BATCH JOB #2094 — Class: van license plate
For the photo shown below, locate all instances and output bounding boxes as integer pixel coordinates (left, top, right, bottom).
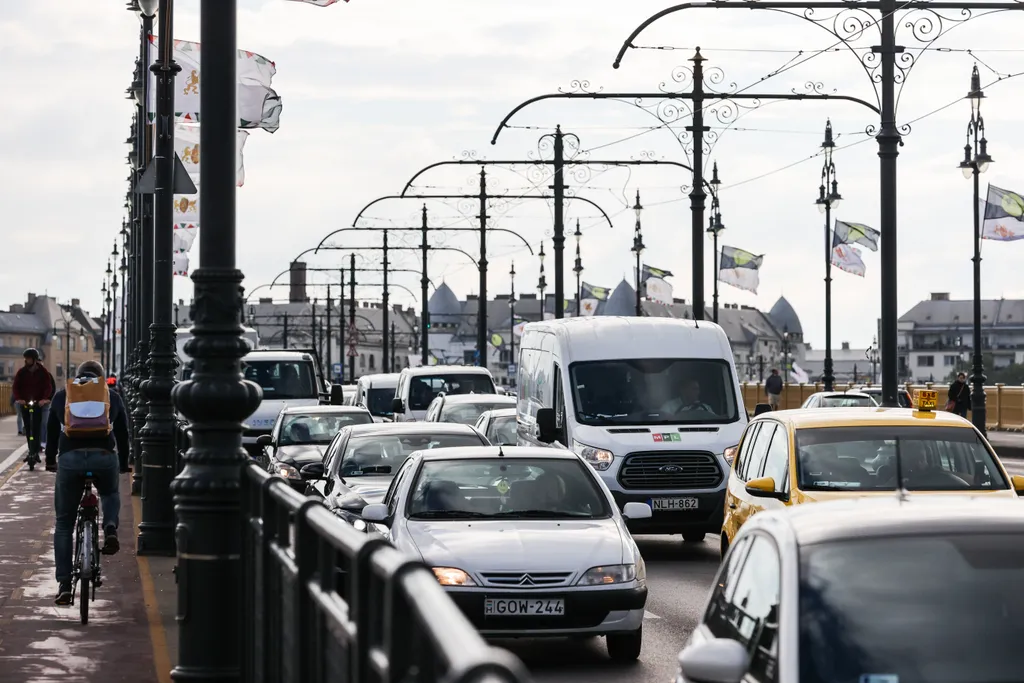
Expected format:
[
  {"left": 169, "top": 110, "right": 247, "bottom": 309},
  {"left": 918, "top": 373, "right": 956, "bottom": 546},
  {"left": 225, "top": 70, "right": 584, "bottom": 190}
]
[
  {"left": 484, "top": 598, "right": 565, "bottom": 616},
  {"left": 651, "top": 497, "right": 699, "bottom": 511}
]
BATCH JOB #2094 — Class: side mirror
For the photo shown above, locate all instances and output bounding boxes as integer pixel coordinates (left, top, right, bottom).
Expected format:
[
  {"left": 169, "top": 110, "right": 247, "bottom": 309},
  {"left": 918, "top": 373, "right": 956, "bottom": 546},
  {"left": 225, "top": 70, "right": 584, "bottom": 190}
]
[
  {"left": 1012, "top": 475, "right": 1024, "bottom": 496},
  {"left": 677, "top": 638, "right": 749, "bottom": 683},
  {"left": 256, "top": 434, "right": 273, "bottom": 447},
  {"left": 745, "top": 476, "right": 785, "bottom": 500},
  {"left": 391, "top": 397, "right": 405, "bottom": 414},
  {"left": 330, "top": 384, "right": 344, "bottom": 405},
  {"left": 361, "top": 503, "right": 390, "bottom": 524},
  {"left": 753, "top": 403, "right": 773, "bottom": 416},
  {"left": 622, "top": 502, "right": 652, "bottom": 520},
  {"left": 536, "top": 408, "right": 557, "bottom": 444},
  {"left": 299, "top": 462, "right": 326, "bottom": 480}
]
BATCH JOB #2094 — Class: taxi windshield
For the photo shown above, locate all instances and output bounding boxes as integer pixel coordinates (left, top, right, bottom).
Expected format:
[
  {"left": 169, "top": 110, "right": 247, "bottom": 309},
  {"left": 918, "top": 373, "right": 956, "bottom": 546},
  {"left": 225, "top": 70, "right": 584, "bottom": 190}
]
[
  {"left": 799, "top": 533, "right": 1024, "bottom": 683},
  {"left": 794, "top": 425, "right": 1008, "bottom": 492}
]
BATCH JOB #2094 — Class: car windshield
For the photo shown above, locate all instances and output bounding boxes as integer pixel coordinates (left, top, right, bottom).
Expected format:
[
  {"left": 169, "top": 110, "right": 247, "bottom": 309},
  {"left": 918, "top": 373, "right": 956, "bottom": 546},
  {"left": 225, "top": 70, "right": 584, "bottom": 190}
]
[
  {"left": 488, "top": 416, "right": 518, "bottom": 445},
  {"left": 860, "top": 390, "right": 911, "bottom": 408},
  {"left": 278, "top": 412, "right": 372, "bottom": 445},
  {"left": 408, "top": 374, "right": 495, "bottom": 411},
  {"left": 338, "top": 432, "right": 484, "bottom": 477},
  {"left": 439, "top": 400, "right": 514, "bottom": 425},
  {"left": 365, "top": 387, "right": 396, "bottom": 416},
  {"left": 570, "top": 358, "right": 739, "bottom": 426},
  {"left": 799, "top": 534, "right": 1024, "bottom": 683},
  {"left": 818, "top": 395, "right": 876, "bottom": 408},
  {"left": 795, "top": 425, "right": 1008, "bottom": 492},
  {"left": 243, "top": 360, "right": 317, "bottom": 400},
  {"left": 407, "top": 458, "right": 609, "bottom": 520}
]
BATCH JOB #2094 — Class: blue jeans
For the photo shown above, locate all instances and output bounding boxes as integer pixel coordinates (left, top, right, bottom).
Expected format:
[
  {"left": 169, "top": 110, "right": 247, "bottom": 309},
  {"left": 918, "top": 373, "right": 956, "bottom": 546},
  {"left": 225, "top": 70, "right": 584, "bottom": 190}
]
[{"left": 54, "top": 449, "right": 120, "bottom": 583}]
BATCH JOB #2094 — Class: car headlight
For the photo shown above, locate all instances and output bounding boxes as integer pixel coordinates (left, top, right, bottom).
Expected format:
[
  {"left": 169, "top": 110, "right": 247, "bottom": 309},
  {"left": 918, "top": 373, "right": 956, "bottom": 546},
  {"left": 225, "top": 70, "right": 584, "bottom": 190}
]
[
  {"left": 351, "top": 518, "right": 367, "bottom": 532},
  {"left": 275, "top": 463, "right": 301, "bottom": 480},
  {"left": 577, "top": 564, "right": 637, "bottom": 586},
  {"left": 432, "top": 567, "right": 476, "bottom": 586},
  {"left": 573, "top": 440, "right": 614, "bottom": 471},
  {"left": 724, "top": 444, "right": 739, "bottom": 466}
]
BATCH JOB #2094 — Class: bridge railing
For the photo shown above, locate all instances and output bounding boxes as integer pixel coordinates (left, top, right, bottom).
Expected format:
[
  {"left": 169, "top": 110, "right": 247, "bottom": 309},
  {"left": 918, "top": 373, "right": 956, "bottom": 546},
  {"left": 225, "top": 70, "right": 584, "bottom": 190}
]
[
  {"left": 241, "top": 465, "right": 531, "bottom": 683},
  {"left": 0, "top": 383, "right": 12, "bottom": 416}
]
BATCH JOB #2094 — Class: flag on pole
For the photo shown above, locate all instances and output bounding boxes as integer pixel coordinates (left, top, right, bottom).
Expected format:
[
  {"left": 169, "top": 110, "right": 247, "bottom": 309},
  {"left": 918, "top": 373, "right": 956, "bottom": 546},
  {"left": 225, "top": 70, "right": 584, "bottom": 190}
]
[
  {"left": 642, "top": 277, "right": 673, "bottom": 304},
  {"left": 831, "top": 244, "right": 866, "bottom": 277},
  {"left": 173, "top": 195, "right": 199, "bottom": 224},
  {"left": 640, "top": 264, "right": 674, "bottom": 282},
  {"left": 174, "top": 124, "right": 248, "bottom": 187},
  {"left": 717, "top": 246, "right": 763, "bottom": 294},
  {"left": 580, "top": 282, "right": 611, "bottom": 301},
  {"left": 981, "top": 184, "right": 1024, "bottom": 241},
  {"left": 173, "top": 224, "right": 198, "bottom": 253},
  {"left": 173, "top": 252, "right": 190, "bottom": 277},
  {"left": 832, "top": 220, "right": 880, "bottom": 251}
]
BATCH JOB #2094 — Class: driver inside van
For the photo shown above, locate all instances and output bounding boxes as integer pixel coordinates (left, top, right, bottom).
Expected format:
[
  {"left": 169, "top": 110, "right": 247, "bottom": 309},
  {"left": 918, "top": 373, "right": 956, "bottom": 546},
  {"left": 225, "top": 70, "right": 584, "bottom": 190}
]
[{"left": 649, "top": 375, "right": 714, "bottom": 415}]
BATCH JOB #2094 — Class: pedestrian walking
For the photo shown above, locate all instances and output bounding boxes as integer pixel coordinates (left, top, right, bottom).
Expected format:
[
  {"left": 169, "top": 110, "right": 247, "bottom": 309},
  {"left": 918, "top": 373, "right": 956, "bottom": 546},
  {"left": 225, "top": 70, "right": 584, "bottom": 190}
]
[
  {"left": 947, "top": 372, "right": 971, "bottom": 418},
  {"left": 765, "top": 368, "right": 784, "bottom": 410}
]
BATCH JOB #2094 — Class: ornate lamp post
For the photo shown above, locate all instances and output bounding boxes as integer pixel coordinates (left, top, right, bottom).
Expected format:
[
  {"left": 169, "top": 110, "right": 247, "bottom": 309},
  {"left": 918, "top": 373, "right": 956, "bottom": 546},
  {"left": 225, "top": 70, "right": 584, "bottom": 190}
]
[
  {"left": 631, "top": 191, "right": 644, "bottom": 316},
  {"left": 706, "top": 163, "right": 724, "bottom": 323},
  {"left": 509, "top": 262, "right": 516, "bottom": 386},
  {"left": 958, "top": 64, "right": 994, "bottom": 435},
  {"left": 572, "top": 220, "right": 583, "bottom": 315},
  {"left": 815, "top": 120, "right": 843, "bottom": 392},
  {"left": 782, "top": 325, "right": 791, "bottom": 388},
  {"left": 866, "top": 335, "right": 880, "bottom": 384},
  {"left": 537, "top": 242, "right": 547, "bottom": 318}
]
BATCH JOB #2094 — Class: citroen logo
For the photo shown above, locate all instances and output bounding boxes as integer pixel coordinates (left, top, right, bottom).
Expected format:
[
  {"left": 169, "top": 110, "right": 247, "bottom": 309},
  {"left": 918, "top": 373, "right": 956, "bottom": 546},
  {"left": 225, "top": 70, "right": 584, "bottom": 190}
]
[
  {"left": 517, "top": 574, "right": 536, "bottom": 586},
  {"left": 660, "top": 465, "right": 683, "bottom": 474}
]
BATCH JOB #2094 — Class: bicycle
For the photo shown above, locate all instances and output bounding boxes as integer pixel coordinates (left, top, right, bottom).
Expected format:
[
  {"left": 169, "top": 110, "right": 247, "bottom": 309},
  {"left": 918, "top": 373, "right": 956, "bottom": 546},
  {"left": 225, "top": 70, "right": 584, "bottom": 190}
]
[{"left": 72, "top": 474, "right": 102, "bottom": 625}]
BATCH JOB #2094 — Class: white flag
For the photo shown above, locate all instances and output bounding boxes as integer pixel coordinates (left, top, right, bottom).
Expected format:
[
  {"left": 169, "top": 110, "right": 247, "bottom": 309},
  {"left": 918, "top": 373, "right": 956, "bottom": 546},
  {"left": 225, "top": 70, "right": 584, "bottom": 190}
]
[
  {"left": 173, "top": 195, "right": 199, "bottom": 224},
  {"left": 580, "top": 298, "right": 599, "bottom": 316},
  {"left": 790, "top": 362, "right": 810, "bottom": 384},
  {"left": 173, "top": 252, "right": 190, "bottom": 277},
  {"left": 643, "top": 276, "right": 673, "bottom": 304},
  {"left": 173, "top": 224, "right": 198, "bottom": 253},
  {"left": 174, "top": 124, "right": 248, "bottom": 187},
  {"left": 831, "top": 244, "right": 866, "bottom": 277}
]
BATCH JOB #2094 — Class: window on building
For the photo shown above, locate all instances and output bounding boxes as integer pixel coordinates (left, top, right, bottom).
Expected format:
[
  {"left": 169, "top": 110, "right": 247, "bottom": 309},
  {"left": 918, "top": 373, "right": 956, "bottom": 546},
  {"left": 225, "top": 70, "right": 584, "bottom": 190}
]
[
  {"left": 359, "top": 353, "right": 365, "bottom": 369},
  {"left": 56, "top": 363, "right": 64, "bottom": 379},
  {"left": 918, "top": 355, "right": 934, "bottom": 367},
  {"left": 56, "top": 336, "right": 62, "bottom": 351},
  {"left": 944, "top": 355, "right": 958, "bottom": 366},
  {"left": 70, "top": 337, "right": 76, "bottom": 352},
  {"left": 83, "top": 337, "right": 88, "bottom": 352},
  {"left": 369, "top": 354, "right": 376, "bottom": 370}
]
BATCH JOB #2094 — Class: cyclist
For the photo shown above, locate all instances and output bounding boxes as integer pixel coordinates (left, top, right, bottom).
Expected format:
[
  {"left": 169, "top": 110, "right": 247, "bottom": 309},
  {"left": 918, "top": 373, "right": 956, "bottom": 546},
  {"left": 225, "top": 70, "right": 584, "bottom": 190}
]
[
  {"left": 12, "top": 348, "right": 55, "bottom": 464},
  {"left": 45, "top": 360, "right": 130, "bottom": 606}
]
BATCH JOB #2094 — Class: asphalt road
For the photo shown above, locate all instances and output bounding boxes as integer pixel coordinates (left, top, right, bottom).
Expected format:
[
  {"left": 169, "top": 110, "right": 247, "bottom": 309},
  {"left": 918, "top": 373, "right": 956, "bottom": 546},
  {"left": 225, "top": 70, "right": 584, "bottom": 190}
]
[{"left": 498, "top": 534, "right": 721, "bottom": 683}]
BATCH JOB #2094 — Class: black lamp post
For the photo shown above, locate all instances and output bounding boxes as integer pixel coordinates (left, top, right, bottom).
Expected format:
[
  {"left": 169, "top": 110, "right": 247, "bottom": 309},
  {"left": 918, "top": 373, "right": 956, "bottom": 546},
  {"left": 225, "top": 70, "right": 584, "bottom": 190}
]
[
  {"left": 537, "top": 242, "right": 547, "bottom": 318},
  {"left": 118, "top": 226, "right": 128, "bottom": 378},
  {"left": 958, "top": 64, "right": 994, "bottom": 435},
  {"left": 631, "top": 190, "right": 644, "bottom": 316},
  {"left": 509, "top": 262, "right": 516, "bottom": 385},
  {"left": 706, "top": 163, "right": 724, "bottom": 323},
  {"left": 102, "top": 278, "right": 109, "bottom": 369},
  {"left": 866, "top": 336, "right": 880, "bottom": 384},
  {"left": 572, "top": 220, "right": 583, "bottom": 315},
  {"left": 815, "top": 120, "right": 843, "bottom": 392}
]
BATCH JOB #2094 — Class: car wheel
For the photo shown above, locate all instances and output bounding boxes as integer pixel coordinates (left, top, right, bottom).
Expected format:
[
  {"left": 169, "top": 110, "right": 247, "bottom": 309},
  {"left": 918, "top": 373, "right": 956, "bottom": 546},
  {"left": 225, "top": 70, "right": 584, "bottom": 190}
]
[
  {"left": 606, "top": 626, "right": 642, "bottom": 662},
  {"left": 720, "top": 533, "right": 730, "bottom": 557},
  {"left": 682, "top": 532, "right": 706, "bottom": 543}
]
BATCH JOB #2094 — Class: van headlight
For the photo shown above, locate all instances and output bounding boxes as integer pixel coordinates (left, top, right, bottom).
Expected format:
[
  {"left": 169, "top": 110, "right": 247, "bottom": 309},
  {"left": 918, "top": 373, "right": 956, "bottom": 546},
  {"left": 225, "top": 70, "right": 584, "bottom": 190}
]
[
  {"left": 724, "top": 444, "right": 739, "bottom": 466},
  {"left": 573, "top": 440, "right": 614, "bottom": 471},
  {"left": 577, "top": 564, "right": 637, "bottom": 586}
]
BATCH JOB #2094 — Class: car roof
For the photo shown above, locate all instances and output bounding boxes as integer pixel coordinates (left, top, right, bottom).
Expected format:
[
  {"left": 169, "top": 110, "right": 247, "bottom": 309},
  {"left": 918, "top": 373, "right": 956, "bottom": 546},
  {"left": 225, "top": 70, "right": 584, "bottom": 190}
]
[
  {"left": 280, "top": 405, "right": 368, "bottom": 415},
  {"left": 401, "top": 365, "right": 493, "bottom": 377},
  {"left": 748, "top": 496, "right": 1024, "bottom": 547},
  {"left": 342, "top": 422, "right": 482, "bottom": 437},
  {"left": 480, "top": 407, "right": 517, "bottom": 417},
  {"left": 418, "top": 445, "right": 579, "bottom": 462},
  {"left": 758, "top": 406, "right": 974, "bottom": 430},
  {"left": 436, "top": 394, "right": 516, "bottom": 405},
  {"left": 808, "top": 391, "right": 874, "bottom": 399}
]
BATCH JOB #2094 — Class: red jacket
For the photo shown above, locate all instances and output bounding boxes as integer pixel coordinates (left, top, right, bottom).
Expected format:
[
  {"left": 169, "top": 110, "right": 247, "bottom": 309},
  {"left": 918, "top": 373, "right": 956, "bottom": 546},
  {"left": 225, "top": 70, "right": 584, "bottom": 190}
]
[{"left": 12, "top": 365, "right": 55, "bottom": 402}]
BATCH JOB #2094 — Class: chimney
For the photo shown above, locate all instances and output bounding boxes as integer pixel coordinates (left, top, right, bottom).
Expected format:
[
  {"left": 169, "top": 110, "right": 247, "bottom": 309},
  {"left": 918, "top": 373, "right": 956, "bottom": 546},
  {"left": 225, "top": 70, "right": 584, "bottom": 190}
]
[
  {"left": 930, "top": 292, "right": 950, "bottom": 301},
  {"left": 8, "top": 304, "right": 24, "bottom": 313},
  {"left": 289, "top": 261, "right": 307, "bottom": 303},
  {"left": 841, "top": 341, "right": 850, "bottom": 350},
  {"left": 26, "top": 293, "right": 36, "bottom": 310}
]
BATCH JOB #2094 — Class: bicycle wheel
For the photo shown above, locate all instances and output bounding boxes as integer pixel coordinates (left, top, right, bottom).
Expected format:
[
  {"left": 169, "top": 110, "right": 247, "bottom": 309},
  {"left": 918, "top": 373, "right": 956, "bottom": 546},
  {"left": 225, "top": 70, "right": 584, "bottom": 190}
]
[
  {"left": 79, "top": 523, "right": 93, "bottom": 625},
  {"left": 79, "top": 578, "right": 90, "bottom": 625}
]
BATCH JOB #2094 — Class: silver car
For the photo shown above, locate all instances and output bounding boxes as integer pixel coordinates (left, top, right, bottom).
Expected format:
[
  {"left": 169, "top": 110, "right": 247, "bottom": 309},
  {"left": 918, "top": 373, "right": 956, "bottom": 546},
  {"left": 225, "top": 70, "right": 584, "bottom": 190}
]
[{"left": 359, "top": 446, "right": 652, "bottom": 661}]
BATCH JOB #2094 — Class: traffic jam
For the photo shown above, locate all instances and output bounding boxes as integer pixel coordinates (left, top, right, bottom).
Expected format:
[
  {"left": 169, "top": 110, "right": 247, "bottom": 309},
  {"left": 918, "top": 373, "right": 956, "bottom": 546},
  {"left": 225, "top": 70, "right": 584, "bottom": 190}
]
[{"left": 241, "top": 316, "right": 1024, "bottom": 680}]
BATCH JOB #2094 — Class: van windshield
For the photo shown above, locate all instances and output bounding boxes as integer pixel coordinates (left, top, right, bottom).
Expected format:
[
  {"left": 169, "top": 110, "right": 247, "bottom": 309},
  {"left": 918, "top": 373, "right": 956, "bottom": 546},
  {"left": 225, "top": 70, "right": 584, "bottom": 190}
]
[
  {"left": 408, "top": 374, "right": 495, "bottom": 411},
  {"left": 570, "top": 358, "right": 739, "bottom": 426},
  {"left": 243, "top": 360, "right": 318, "bottom": 400}
]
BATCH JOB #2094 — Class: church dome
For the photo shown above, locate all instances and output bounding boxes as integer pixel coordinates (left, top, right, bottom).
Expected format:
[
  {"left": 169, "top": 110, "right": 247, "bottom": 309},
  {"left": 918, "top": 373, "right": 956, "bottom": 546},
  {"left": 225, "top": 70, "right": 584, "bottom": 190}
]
[
  {"left": 601, "top": 279, "right": 638, "bottom": 317},
  {"left": 769, "top": 296, "right": 803, "bottom": 336},
  {"left": 428, "top": 282, "right": 462, "bottom": 325}
]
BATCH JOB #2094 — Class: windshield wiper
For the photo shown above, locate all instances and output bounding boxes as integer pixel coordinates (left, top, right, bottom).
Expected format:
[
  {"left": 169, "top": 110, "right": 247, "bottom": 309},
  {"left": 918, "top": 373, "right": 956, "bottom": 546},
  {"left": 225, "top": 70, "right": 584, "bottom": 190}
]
[
  {"left": 409, "top": 510, "right": 489, "bottom": 519},
  {"left": 488, "top": 510, "right": 592, "bottom": 519}
]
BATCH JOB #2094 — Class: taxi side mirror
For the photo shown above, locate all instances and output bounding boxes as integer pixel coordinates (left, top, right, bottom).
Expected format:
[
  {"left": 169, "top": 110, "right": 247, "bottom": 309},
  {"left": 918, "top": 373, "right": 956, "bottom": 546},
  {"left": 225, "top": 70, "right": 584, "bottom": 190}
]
[
  {"left": 745, "top": 476, "right": 786, "bottom": 500},
  {"left": 1012, "top": 475, "right": 1024, "bottom": 496}
]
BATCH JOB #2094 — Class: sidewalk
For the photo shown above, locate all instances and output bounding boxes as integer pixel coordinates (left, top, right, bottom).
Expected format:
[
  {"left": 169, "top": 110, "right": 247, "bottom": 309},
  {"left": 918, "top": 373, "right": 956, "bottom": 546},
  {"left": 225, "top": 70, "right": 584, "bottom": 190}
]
[{"left": 0, "top": 416, "right": 176, "bottom": 683}]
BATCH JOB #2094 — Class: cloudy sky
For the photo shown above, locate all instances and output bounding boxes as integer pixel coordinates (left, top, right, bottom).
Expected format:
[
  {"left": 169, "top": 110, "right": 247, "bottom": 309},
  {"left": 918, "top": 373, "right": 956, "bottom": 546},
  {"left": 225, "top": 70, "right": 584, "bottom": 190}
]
[{"left": 4, "top": 0, "right": 1024, "bottom": 349}]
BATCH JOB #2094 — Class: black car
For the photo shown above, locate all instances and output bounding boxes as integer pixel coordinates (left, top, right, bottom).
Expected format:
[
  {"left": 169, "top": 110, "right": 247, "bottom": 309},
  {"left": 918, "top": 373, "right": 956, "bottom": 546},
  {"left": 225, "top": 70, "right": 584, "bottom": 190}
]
[
  {"left": 302, "top": 423, "right": 489, "bottom": 527},
  {"left": 259, "top": 405, "right": 374, "bottom": 491}
]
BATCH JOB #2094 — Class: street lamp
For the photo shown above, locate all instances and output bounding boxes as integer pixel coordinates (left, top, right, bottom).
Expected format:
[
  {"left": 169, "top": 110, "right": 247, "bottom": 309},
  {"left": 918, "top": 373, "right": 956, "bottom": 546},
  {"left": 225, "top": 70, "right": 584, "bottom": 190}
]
[
  {"left": 782, "top": 325, "right": 791, "bottom": 387},
  {"left": 958, "top": 64, "right": 994, "bottom": 435},
  {"left": 631, "top": 190, "right": 645, "bottom": 316},
  {"left": 866, "top": 335, "right": 880, "bottom": 384},
  {"left": 572, "top": 220, "right": 583, "bottom": 316},
  {"left": 537, "top": 242, "right": 547, "bottom": 318},
  {"left": 815, "top": 120, "right": 843, "bottom": 392},
  {"left": 509, "top": 262, "right": 516, "bottom": 387},
  {"left": 706, "top": 163, "right": 724, "bottom": 323}
]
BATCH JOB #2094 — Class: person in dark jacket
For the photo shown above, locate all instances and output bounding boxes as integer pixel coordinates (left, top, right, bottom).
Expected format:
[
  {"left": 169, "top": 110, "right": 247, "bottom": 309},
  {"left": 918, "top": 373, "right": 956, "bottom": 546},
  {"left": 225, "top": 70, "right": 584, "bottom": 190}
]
[
  {"left": 45, "top": 360, "right": 130, "bottom": 606},
  {"left": 948, "top": 372, "right": 971, "bottom": 419},
  {"left": 12, "top": 348, "right": 55, "bottom": 459},
  {"left": 765, "top": 369, "right": 784, "bottom": 410}
]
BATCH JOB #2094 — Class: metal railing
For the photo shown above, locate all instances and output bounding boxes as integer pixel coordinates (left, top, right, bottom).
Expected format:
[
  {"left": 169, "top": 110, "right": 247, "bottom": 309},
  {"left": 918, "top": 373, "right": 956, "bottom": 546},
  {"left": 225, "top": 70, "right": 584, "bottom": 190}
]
[{"left": 241, "top": 465, "right": 532, "bottom": 683}]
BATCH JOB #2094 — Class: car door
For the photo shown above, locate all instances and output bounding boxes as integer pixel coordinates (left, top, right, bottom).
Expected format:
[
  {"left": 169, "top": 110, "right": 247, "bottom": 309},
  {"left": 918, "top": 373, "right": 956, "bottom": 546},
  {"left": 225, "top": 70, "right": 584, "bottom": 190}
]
[
  {"left": 723, "top": 422, "right": 761, "bottom": 543},
  {"left": 700, "top": 532, "right": 782, "bottom": 683},
  {"left": 307, "top": 431, "right": 344, "bottom": 500},
  {"left": 756, "top": 423, "right": 791, "bottom": 515},
  {"left": 368, "top": 457, "right": 417, "bottom": 542},
  {"left": 732, "top": 422, "right": 776, "bottom": 535}
]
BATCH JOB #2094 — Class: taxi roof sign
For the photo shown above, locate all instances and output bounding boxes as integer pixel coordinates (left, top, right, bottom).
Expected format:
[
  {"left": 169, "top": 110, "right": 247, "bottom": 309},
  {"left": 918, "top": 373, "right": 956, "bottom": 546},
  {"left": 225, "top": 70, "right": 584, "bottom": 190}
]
[{"left": 915, "top": 389, "right": 938, "bottom": 412}]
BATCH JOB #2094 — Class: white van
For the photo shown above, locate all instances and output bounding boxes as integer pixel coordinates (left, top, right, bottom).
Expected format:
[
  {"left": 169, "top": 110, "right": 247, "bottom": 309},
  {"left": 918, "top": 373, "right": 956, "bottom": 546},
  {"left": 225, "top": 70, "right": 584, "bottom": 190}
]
[
  {"left": 516, "top": 317, "right": 747, "bottom": 541},
  {"left": 355, "top": 373, "right": 400, "bottom": 422},
  {"left": 391, "top": 365, "right": 497, "bottom": 422}
]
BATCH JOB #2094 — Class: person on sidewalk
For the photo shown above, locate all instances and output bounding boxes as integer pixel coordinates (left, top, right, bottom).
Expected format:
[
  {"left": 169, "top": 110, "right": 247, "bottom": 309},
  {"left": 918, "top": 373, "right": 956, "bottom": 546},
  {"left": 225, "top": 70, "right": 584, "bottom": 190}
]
[
  {"left": 12, "top": 349, "right": 55, "bottom": 461},
  {"left": 11, "top": 392, "right": 23, "bottom": 435},
  {"left": 765, "top": 368, "right": 784, "bottom": 410},
  {"left": 947, "top": 372, "right": 972, "bottom": 419},
  {"left": 45, "top": 360, "right": 131, "bottom": 606}
]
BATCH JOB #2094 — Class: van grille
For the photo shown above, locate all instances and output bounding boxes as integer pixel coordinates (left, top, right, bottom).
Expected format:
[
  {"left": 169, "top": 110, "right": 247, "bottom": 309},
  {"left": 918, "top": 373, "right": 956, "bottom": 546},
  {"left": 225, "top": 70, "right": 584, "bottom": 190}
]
[{"left": 617, "top": 452, "right": 723, "bottom": 490}]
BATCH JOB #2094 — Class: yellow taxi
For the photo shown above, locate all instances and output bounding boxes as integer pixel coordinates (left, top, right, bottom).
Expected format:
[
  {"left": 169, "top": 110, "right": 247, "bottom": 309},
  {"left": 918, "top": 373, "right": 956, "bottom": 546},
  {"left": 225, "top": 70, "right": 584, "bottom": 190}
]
[{"left": 720, "top": 389, "right": 1024, "bottom": 554}]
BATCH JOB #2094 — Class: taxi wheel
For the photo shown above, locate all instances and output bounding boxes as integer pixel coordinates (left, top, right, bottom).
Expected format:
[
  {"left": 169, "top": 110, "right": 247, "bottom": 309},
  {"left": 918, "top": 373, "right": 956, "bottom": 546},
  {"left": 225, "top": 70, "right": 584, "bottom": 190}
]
[
  {"left": 682, "top": 532, "right": 706, "bottom": 543},
  {"left": 606, "top": 626, "right": 642, "bottom": 662}
]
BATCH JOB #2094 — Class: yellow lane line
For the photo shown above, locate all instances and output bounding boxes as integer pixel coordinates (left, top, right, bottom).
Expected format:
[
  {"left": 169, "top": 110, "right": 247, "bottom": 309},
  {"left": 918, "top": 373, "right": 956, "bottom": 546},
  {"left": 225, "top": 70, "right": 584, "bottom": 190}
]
[{"left": 133, "top": 495, "right": 173, "bottom": 683}]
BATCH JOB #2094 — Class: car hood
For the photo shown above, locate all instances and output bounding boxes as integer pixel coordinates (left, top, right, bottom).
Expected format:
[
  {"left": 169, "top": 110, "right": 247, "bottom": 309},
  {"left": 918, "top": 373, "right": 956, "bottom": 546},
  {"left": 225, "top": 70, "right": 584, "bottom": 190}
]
[
  {"left": 407, "top": 519, "right": 626, "bottom": 573},
  {"left": 275, "top": 444, "right": 326, "bottom": 466},
  {"left": 333, "top": 475, "right": 395, "bottom": 509}
]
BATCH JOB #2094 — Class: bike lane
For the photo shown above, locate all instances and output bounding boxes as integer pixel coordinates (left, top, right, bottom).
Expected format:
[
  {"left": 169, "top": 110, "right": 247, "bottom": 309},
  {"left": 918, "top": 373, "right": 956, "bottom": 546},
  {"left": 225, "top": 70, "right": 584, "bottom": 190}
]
[{"left": 0, "top": 416, "right": 170, "bottom": 683}]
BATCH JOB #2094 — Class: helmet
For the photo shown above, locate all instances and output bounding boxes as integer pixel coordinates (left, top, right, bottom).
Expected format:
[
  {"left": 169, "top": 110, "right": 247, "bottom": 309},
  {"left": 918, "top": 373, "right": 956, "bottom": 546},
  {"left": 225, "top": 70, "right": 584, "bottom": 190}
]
[{"left": 23, "top": 348, "right": 39, "bottom": 361}]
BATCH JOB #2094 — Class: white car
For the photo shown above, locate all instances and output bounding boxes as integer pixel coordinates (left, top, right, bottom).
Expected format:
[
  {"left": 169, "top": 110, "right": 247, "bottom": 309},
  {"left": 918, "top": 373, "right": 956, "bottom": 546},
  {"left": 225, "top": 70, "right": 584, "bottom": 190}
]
[
  {"left": 798, "top": 391, "right": 877, "bottom": 409},
  {"left": 359, "top": 446, "right": 652, "bottom": 660},
  {"left": 474, "top": 407, "right": 518, "bottom": 446}
]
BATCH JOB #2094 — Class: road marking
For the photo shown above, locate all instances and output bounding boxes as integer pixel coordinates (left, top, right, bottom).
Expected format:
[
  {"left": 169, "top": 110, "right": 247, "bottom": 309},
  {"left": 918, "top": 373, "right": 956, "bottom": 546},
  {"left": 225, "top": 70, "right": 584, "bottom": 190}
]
[
  {"left": 644, "top": 610, "right": 660, "bottom": 620},
  {"left": 134, "top": 495, "right": 173, "bottom": 683},
  {"left": 0, "top": 458, "right": 26, "bottom": 491},
  {"left": 0, "top": 444, "right": 28, "bottom": 479}
]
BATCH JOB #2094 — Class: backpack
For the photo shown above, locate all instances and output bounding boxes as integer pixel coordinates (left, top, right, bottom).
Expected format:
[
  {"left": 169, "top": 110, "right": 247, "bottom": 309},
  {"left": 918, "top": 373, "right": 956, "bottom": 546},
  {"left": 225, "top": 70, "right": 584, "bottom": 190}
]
[{"left": 64, "top": 376, "right": 112, "bottom": 438}]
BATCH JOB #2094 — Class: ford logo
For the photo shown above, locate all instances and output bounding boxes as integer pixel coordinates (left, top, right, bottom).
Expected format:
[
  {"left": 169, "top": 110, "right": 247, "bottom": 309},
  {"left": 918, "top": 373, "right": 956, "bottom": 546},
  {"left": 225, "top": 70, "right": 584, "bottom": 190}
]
[{"left": 659, "top": 465, "right": 683, "bottom": 474}]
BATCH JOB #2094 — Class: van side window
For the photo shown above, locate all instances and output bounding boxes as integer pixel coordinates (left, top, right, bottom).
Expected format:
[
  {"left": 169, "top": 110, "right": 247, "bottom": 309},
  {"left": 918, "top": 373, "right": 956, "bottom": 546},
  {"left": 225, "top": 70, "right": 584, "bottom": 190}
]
[{"left": 553, "top": 363, "right": 567, "bottom": 444}]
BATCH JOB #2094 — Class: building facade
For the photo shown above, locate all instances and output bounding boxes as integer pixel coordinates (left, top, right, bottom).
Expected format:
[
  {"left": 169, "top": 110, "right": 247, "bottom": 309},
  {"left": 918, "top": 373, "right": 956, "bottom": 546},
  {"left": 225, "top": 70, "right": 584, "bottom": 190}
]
[{"left": 1, "top": 294, "right": 102, "bottom": 386}]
